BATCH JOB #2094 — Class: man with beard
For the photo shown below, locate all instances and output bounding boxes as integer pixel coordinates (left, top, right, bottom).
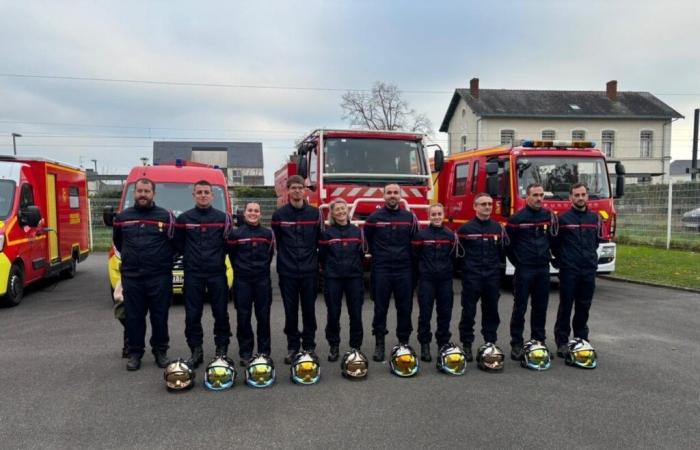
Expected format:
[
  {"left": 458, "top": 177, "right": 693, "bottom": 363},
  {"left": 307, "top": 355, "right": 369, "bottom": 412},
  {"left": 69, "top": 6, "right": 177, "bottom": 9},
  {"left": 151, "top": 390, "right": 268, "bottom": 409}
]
[{"left": 113, "top": 178, "right": 175, "bottom": 371}]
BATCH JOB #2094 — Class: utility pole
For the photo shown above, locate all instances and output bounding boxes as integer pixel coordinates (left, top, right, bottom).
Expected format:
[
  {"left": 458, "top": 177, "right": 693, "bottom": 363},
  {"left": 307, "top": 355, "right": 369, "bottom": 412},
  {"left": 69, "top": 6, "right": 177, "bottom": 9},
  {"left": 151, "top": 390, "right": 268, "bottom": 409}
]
[
  {"left": 91, "top": 159, "right": 98, "bottom": 173},
  {"left": 140, "top": 157, "right": 149, "bottom": 166},
  {"left": 691, "top": 108, "right": 698, "bottom": 182},
  {"left": 11, "top": 133, "right": 21, "bottom": 156}
]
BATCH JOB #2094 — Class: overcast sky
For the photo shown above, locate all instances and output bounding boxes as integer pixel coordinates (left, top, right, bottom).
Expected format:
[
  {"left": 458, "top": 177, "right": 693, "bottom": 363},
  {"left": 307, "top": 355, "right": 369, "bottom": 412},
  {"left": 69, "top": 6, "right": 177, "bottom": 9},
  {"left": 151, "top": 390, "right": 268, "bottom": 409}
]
[{"left": 1, "top": 0, "right": 698, "bottom": 183}]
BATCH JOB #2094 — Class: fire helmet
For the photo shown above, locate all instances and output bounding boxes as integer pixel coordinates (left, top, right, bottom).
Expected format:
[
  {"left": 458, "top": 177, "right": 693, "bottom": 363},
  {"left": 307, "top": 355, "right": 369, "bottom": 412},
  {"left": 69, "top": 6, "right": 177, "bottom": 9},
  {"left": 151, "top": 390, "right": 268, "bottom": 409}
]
[
  {"left": 340, "top": 349, "right": 369, "bottom": 379},
  {"left": 521, "top": 340, "right": 552, "bottom": 371},
  {"left": 389, "top": 344, "right": 419, "bottom": 377},
  {"left": 164, "top": 358, "right": 195, "bottom": 391},
  {"left": 476, "top": 343, "right": 505, "bottom": 372},
  {"left": 246, "top": 354, "right": 276, "bottom": 388},
  {"left": 204, "top": 356, "right": 236, "bottom": 391},
  {"left": 436, "top": 343, "right": 466, "bottom": 376},
  {"left": 290, "top": 351, "right": 321, "bottom": 385},
  {"left": 565, "top": 338, "right": 597, "bottom": 369}
]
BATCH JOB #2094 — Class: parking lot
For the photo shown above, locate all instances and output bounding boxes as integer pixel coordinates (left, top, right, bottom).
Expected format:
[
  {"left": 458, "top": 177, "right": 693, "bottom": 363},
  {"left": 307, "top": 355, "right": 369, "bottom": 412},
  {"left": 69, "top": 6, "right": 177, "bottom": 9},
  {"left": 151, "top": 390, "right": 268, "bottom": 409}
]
[{"left": 1, "top": 253, "right": 699, "bottom": 449}]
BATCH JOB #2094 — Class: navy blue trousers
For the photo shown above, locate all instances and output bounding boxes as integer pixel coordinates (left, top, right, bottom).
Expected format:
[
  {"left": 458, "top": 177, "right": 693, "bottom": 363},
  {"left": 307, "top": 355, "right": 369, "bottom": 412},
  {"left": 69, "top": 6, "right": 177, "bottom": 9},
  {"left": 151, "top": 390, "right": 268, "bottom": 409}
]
[
  {"left": 123, "top": 274, "right": 171, "bottom": 357},
  {"left": 233, "top": 275, "right": 272, "bottom": 357},
  {"left": 279, "top": 275, "right": 318, "bottom": 352},
  {"left": 510, "top": 265, "right": 550, "bottom": 345},
  {"left": 555, "top": 270, "right": 595, "bottom": 346},
  {"left": 371, "top": 270, "right": 413, "bottom": 343},
  {"left": 459, "top": 273, "right": 501, "bottom": 344},
  {"left": 184, "top": 273, "right": 231, "bottom": 348},
  {"left": 324, "top": 277, "right": 364, "bottom": 349},
  {"left": 417, "top": 277, "right": 453, "bottom": 347}
]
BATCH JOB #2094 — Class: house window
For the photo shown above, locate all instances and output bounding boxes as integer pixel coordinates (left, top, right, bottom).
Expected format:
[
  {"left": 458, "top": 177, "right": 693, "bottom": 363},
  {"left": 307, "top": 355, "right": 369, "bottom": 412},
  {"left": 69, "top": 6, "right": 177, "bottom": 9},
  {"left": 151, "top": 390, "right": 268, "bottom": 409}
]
[
  {"left": 601, "top": 130, "right": 615, "bottom": 157},
  {"left": 453, "top": 163, "right": 469, "bottom": 196},
  {"left": 460, "top": 136, "right": 467, "bottom": 151},
  {"left": 542, "top": 130, "right": 556, "bottom": 140},
  {"left": 572, "top": 130, "right": 586, "bottom": 141},
  {"left": 500, "top": 129, "right": 515, "bottom": 145},
  {"left": 69, "top": 186, "right": 80, "bottom": 209},
  {"left": 461, "top": 108, "right": 466, "bottom": 118},
  {"left": 640, "top": 131, "right": 653, "bottom": 157}
]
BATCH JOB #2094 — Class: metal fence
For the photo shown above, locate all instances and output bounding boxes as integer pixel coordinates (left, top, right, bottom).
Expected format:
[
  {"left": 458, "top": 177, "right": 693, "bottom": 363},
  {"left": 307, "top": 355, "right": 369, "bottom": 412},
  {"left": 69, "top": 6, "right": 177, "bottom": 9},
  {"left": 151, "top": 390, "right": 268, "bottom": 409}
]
[{"left": 616, "top": 181, "right": 700, "bottom": 251}]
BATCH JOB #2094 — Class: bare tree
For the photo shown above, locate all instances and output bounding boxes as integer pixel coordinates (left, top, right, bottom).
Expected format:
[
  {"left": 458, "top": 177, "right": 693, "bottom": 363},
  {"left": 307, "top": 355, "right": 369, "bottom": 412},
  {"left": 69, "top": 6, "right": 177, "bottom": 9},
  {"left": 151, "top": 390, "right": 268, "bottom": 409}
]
[{"left": 341, "top": 81, "right": 433, "bottom": 135}]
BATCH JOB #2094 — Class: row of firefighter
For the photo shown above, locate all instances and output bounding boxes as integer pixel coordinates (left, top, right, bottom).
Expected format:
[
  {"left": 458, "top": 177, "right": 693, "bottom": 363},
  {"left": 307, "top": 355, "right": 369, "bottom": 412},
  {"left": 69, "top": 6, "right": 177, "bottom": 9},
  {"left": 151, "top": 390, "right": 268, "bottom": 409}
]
[{"left": 110, "top": 174, "right": 600, "bottom": 392}]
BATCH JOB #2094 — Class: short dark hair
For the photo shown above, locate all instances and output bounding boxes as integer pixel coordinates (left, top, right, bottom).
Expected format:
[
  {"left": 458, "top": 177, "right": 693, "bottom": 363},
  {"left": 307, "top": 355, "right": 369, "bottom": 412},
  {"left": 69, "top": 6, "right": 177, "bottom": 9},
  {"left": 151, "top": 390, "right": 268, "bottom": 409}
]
[
  {"left": 474, "top": 192, "right": 491, "bottom": 203},
  {"left": 193, "top": 179, "right": 212, "bottom": 188},
  {"left": 135, "top": 178, "right": 156, "bottom": 193},
  {"left": 287, "top": 175, "right": 305, "bottom": 189},
  {"left": 570, "top": 182, "right": 588, "bottom": 194},
  {"left": 526, "top": 183, "right": 543, "bottom": 195}
]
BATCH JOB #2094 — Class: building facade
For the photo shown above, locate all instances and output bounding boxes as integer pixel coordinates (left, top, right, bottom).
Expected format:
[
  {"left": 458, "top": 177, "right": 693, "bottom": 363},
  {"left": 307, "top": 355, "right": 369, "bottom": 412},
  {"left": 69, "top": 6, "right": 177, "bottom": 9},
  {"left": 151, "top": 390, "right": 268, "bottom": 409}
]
[{"left": 440, "top": 79, "right": 683, "bottom": 182}]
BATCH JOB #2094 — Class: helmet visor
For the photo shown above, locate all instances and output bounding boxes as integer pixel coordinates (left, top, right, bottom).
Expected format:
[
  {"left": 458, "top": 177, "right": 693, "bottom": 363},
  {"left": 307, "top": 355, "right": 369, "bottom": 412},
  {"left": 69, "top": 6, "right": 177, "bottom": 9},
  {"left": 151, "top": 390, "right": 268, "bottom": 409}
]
[
  {"left": 247, "top": 363, "right": 275, "bottom": 387},
  {"left": 441, "top": 352, "right": 466, "bottom": 375},
  {"left": 572, "top": 349, "right": 597, "bottom": 368},
  {"left": 205, "top": 366, "right": 234, "bottom": 390},
  {"left": 293, "top": 361, "right": 320, "bottom": 384},
  {"left": 481, "top": 353, "right": 504, "bottom": 370},
  {"left": 393, "top": 353, "right": 417, "bottom": 376},
  {"left": 165, "top": 370, "right": 193, "bottom": 390},
  {"left": 345, "top": 359, "right": 368, "bottom": 378}
]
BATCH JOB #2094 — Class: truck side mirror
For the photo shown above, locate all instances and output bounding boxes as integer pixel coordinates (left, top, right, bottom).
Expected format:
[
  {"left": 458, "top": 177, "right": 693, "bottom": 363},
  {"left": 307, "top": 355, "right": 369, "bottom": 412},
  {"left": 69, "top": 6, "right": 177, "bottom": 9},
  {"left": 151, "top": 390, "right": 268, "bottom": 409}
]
[
  {"left": 103, "top": 205, "right": 115, "bottom": 227},
  {"left": 486, "top": 175, "right": 499, "bottom": 197},
  {"left": 297, "top": 155, "right": 308, "bottom": 179},
  {"left": 433, "top": 149, "right": 444, "bottom": 172},
  {"left": 19, "top": 205, "right": 42, "bottom": 228},
  {"left": 486, "top": 161, "right": 499, "bottom": 176},
  {"left": 614, "top": 162, "right": 625, "bottom": 198}
]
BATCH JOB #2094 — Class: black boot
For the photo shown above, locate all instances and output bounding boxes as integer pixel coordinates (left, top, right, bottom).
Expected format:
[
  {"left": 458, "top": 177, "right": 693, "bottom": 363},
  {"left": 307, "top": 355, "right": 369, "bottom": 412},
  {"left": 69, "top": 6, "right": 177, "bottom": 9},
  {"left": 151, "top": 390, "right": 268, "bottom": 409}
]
[
  {"left": 215, "top": 345, "right": 228, "bottom": 357},
  {"left": 511, "top": 345, "right": 524, "bottom": 361},
  {"left": 373, "top": 337, "right": 385, "bottom": 362},
  {"left": 328, "top": 345, "right": 339, "bottom": 362},
  {"left": 462, "top": 343, "right": 473, "bottom": 362},
  {"left": 284, "top": 349, "right": 298, "bottom": 365},
  {"left": 152, "top": 350, "right": 170, "bottom": 368},
  {"left": 556, "top": 343, "right": 568, "bottom": 359},
  {"left": 188, "top": 346, "right": 203, "bottom": 368},
  {"left": 420, "top": 343, "right": 432, "bottom": 362},
  {"left": 126, "top": 354, "right": 141, "bottom": 371}
]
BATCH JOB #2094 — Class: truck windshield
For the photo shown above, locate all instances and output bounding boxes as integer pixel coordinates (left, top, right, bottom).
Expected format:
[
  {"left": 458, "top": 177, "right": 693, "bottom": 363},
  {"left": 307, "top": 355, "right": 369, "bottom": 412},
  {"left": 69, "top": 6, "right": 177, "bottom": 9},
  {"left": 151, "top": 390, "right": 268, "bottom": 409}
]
[
  {"left": 123, "top": 183, "right": 228, "bottom": 217},
  {"left": 516, "top": 156, "right": 610, "bottom": 200},
  {"left": 0, "top": 180, "right": 15, "bottom": 220},
  {"left": 323, "top": 138, "right": 427, "bottom": 182}
]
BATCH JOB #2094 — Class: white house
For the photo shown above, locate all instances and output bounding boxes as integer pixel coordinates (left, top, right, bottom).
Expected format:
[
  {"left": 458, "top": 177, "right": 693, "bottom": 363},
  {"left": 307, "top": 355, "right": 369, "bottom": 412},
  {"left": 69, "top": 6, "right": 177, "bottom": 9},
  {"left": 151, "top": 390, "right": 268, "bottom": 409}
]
[{"left": 440, "top": 79, "right": 684, "bottom": 182}]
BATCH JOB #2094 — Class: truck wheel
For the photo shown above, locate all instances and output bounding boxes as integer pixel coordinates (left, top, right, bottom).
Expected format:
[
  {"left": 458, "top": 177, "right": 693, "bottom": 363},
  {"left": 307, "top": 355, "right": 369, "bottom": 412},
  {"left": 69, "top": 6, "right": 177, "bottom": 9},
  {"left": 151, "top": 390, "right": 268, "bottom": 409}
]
[
  {"left": 2, "top": 264, "right": 24, "bottom": 307},
  {"left": 61, "top": 258, "right": 77, "bottom": 279}
]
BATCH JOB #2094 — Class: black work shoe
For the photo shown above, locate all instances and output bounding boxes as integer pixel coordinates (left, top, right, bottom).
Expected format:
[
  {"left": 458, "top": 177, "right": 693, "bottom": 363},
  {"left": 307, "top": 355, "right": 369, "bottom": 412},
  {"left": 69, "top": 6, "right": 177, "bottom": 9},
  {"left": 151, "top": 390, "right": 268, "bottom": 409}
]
[
  {"left": 420, "top": 343, "right": 432, "bottom": 362},
  {"left": 126, "top": 355, "right": 141, "bottom": 371},
  {"left": 187, "top": 346, "right": 204, "bottom": 368},
  {"left": 153, "top": 351, "right": 170, "bottom": 368},
  {"left": 284, "top": 349, "right": 297, "bottom": 365},
  {"left": 511, "top": 345, "right": 524, "bottom": 361},
  {"left": 462, "top": 343, "right": 473, "bottom": 362},
  {"left": 121, "top": 346, "right": 129, "bottom": 359},
  {"left": 215, "top": 345, "right": 228, "bottom": 357},
  {"left": 240, "top": 354, "right": 252, "bottom": 367},
  {"left": 556, "top": 344, "right": 568, "bottom": 359},
  {"left": 328, "top": 345, "right": 339, "bottom": 362},
  {"left": 373, "top": 339, "right": 385, "bottom": 362}
]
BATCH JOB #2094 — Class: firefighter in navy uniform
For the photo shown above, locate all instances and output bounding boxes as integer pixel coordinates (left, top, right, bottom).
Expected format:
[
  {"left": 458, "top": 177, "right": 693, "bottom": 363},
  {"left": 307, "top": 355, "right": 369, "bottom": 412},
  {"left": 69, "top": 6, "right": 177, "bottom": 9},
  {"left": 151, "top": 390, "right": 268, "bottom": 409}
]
[
  {"left": 175, "top": 180, "right": 232, "bottom": 368},
  {"left": 271, "top": 175, "right": 323, "bottom": 364},
  {"left": 505, "top": 183, "right": 556, "bottom": 360},
  {"left": 457, "top": 193, "right": 505, "bottom": 362},
  {"left": 113, "top": 178, "right": 175, "bottom": 371},
  {"left": 226, "top": 201, "right": 274, "bottom": 365},
  {"left": 365, "top": 183, "right": 419, "bottom": 362},
  {"left": 552, "top": 183, "right": 601, "bottom": 358},
  {"left": 319, "top": 198, "right": 365, "bottom": 361},
  {"left": 412, "top": 203, "right": 457, "bottom": 362}
]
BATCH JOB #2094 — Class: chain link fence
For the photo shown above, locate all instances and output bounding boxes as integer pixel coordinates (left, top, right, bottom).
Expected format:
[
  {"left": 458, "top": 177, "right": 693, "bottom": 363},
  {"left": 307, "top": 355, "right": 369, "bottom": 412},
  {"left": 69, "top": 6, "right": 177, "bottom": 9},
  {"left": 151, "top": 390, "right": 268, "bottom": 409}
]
[{"left": 616, "top": 181, "right": 700, "bottom": 251}]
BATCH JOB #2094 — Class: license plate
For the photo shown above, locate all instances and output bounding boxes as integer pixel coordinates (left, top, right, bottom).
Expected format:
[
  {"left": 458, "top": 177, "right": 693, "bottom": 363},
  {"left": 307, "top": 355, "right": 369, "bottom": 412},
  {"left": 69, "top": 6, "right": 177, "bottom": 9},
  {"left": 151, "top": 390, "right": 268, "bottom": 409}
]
[{"left": 172, "top": 274, "right": 184, "bottom": 285}]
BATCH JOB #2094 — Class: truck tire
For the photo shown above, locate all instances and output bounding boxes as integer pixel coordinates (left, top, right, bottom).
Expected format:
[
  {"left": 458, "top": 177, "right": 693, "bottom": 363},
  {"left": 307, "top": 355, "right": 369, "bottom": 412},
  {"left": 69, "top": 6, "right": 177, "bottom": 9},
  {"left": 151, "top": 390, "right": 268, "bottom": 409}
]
[
  {"left": 61, "top": 257, "right": 77, "bottom": 279},
  {"left": 2, "top": 264, "right": 24, "bottom": 307}
]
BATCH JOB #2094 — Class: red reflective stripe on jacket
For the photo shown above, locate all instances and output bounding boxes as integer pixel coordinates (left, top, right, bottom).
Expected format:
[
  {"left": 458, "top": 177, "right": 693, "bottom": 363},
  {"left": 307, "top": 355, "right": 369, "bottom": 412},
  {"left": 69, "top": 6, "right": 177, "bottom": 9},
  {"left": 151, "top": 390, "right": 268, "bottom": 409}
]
[
  {"left": 559, "top": 224, "right": 598, "bottom": 229},
  {"left": 411, "top": 239, "right": 453, "bottom": 245},
  {"left": 319, "top": 238, "right": 363, "bottom": 245},
  {"left": 458, "top": 233, "right": 501, "bottom": 239},
  {"left": 113, "top": 219, "right": 167, "bottom": 227},
  {"left": 270, "top": 220, "right": 319, "bottom": 226},
  {"left": 226, "top": 237, "right": 272, "bottom": 245}
]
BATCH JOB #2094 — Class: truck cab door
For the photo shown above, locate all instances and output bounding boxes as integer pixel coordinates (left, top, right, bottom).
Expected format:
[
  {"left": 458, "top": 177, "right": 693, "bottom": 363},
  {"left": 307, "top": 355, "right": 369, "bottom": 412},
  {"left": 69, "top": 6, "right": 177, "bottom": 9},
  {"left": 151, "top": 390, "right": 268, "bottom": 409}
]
[
  {"left": 446, "top": 162, "right": 469, "bottom": 224},
  {"left": 17, "top": 183, "right": 45, "bottom": 281}
]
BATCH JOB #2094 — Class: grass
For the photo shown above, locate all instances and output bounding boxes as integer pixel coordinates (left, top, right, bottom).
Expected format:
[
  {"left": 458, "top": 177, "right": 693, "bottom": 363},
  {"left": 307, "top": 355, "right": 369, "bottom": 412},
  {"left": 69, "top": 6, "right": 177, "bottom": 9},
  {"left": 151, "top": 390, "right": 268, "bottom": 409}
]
[{"left": 610, "top": 244, "right": 700, "bottom": 290}]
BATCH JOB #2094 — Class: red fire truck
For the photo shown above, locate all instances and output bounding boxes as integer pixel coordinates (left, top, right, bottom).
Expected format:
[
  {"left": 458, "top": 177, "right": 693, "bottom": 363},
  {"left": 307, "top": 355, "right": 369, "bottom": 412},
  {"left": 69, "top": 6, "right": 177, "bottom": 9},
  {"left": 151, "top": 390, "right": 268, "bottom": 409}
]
[
  {"left": 275, "top": 129, "right": 440, "bottom": 225},
  {"left": 432, "top": 140, "right": 625, "bottom": 274},
  {"left": 0, "top": 156, "right": 91, "bottom": 306}
]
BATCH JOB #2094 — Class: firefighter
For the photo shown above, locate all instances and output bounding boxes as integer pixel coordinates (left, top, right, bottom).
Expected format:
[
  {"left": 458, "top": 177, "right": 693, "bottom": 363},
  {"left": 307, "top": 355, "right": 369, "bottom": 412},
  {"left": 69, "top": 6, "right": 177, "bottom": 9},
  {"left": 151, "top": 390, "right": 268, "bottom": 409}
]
[
  {"left": 175, "top": 180, "right": 232, "bottom": 368},
  {"left": 365, "top": 183, "right": 418, "bottom": 362},
  {"left": 112, "top": 178, "right": 175, "bottom": 371},
  {"left": 552, "top": 183, "right": 600, "bottom": 357},
  {"left": 319, "top": 198, "right": 365, "bottom": 361},
  {"left": 457, "top": 193, "right": 504, "bottom": 362},
  {"left": 226, "top": 201, "right": 274, "bottom": 366},
  {"left": 412, "top": 203, "right": 456, "bottom": 362},
  {"left": 271, "top": 175, "right": 323, "bottom": 364},
  {"left": 506, "top": 183, "right": 555, "bottom": 360}
]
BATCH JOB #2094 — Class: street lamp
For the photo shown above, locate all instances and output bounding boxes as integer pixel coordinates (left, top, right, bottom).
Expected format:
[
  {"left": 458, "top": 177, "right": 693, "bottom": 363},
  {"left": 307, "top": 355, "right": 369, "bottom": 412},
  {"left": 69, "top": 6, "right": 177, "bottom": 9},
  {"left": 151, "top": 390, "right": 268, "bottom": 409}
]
[
  {"left": 90, "top": 159, "right": 97, "bottom": 173},
  {"left": 11, "top": 133, "right": 22, "bottom": 156}
]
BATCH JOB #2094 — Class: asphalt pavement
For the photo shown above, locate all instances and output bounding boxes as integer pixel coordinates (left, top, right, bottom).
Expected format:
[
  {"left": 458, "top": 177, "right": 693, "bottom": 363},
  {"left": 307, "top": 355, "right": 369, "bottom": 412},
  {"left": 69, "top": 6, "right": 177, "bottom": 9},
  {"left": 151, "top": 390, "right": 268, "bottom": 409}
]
[{"left": 0, "top": 253, "right": 699, "bottom": 449}]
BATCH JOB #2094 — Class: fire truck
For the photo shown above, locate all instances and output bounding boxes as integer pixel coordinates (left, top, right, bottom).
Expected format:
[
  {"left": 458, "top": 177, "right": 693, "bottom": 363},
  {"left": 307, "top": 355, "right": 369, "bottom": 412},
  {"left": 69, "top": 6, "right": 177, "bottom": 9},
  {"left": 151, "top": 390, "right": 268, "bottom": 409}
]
[
  {"left": 103, "top": 160, "right": 234, "bottom": 299},
  {"left": 275, "top": 129, "right": 440, "bottom": 225},
  {"left": 0, "top": 156, "right": 91, "bottom": 306},
  {"left": 432, "top": 140, "right": 626, "bottom": 274}
]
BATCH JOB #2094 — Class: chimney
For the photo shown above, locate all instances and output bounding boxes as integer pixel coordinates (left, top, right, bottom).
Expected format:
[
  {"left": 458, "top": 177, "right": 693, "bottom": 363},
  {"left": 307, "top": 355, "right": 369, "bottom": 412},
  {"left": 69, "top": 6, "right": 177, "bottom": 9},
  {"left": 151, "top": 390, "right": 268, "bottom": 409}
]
[
  {"left": 470, "top": 78, "right": 479, "bottom": 99},
  {"left": 606, "top": 80, "right": 618, "bottom": 101}
]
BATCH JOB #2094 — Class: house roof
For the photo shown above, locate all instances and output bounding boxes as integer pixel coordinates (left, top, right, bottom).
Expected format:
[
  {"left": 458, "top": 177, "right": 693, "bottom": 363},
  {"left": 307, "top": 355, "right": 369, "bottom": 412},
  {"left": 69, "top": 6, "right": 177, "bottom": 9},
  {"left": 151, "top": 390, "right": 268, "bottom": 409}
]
[
  {"left": 670, "top": 159, "right": 698, "bottom": 175},
  {"left": 153, "top": 141, "right": 263, "bottom": 167},
  {"left": 439, "top": 89, "right": 684, "bottom": 132}
]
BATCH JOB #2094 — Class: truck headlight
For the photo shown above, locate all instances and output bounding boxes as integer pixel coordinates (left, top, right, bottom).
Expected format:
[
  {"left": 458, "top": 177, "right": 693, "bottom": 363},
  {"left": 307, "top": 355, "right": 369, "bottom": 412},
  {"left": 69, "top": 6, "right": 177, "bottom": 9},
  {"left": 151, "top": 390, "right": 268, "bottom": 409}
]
[
  {"left": 600, "top": 246, "right": 615, "bottom": 258},
  {"left": 0, "top": 233, "right": 4, "bottom": 252}
]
